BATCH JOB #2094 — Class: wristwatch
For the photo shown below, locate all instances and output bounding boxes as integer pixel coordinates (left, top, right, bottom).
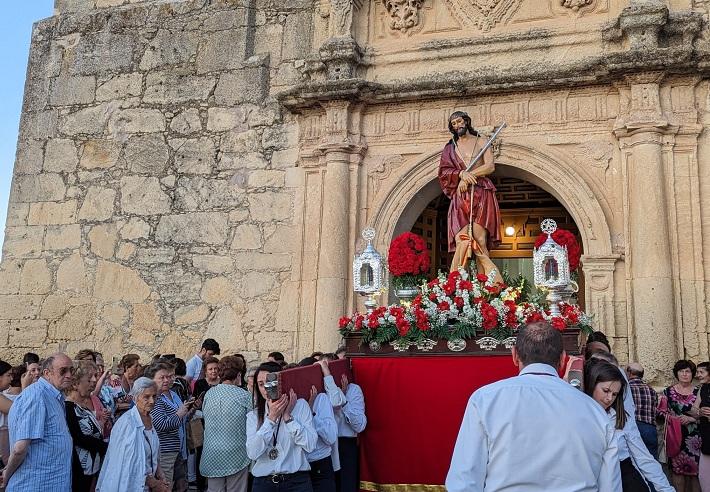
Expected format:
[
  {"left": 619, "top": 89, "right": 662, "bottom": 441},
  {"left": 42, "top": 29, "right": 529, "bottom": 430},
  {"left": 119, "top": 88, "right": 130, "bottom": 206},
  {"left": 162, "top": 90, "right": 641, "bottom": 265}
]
[{"left": 284, "top": 417, "right": 294, "bottom": 424}]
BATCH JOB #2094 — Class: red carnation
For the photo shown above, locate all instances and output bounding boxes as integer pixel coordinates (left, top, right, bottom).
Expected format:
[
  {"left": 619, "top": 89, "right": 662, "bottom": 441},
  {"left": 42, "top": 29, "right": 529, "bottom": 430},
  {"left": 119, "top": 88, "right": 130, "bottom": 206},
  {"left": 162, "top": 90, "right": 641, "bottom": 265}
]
[
  {"left": 448, "top": 270, "right": 461, "bottom": 281},
  {"left": 429, "top": 292, "right": 438, "bottom": 302},
  {"left": 480, "top": 302, "right": 499, "bottom": 330},
  {"left": 396, "top": 317, "right": 411, "bottom": 336},
  {"left": 388, "top": 232, "right": 431, "bottom": 276},
  {"left": 354, "top": 316, "right": 364, "bottom": 331},
  {"left": 438, "top": 301, "right": 451, "bottom": 312},
  {"left": 526, "top": 311, "right": 545, "bottom": 323},
  {"left": 443, "top": 282, "right": 456, "bottom": 296},
  {"left": 339, "top": 316, "right": 350, "bottom": 329},
  {"left": 534, "top": 228, "right": 582, "bottom": 271},
  {"left": 459, "top": 280, "right": 473, "bottom": 291},
  {"left": 454, "top": 296, "right": 465, "bottom": 309},
  {"left": 551, "top": 317, "right": 567, "bottom": 331},
  {"left": 476, "top": 273, "right": 488, "bottom": 283}
]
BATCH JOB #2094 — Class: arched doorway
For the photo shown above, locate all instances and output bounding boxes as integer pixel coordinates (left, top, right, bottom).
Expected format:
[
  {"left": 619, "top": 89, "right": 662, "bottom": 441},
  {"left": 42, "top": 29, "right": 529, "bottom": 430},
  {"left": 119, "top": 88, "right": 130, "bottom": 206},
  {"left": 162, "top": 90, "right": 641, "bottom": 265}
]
[{"left": 409, "top": 174, "right": 585, "bottom": 307}]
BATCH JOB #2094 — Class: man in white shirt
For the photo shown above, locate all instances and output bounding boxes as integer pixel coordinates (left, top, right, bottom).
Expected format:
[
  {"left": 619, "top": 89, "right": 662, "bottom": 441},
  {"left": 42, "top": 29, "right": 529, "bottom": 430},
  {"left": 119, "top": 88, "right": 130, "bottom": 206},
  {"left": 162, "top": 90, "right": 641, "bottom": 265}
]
[
  {"left": 446, "top": 322, "right": 621, "bottom": 492},
  {"left": 185, "top": 338, "right": 220, "bottom": 388}
]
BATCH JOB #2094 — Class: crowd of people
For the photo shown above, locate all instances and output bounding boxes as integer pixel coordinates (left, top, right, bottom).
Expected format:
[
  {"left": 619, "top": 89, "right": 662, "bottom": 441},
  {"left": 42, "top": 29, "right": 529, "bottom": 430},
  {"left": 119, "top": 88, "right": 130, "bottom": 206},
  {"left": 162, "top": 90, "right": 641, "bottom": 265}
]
[
  {"left": 0, "top": 340, "right": 365, "bottom": 492},
  {"left": 447, "top": 324, "right": 710, "bottom": 492}
]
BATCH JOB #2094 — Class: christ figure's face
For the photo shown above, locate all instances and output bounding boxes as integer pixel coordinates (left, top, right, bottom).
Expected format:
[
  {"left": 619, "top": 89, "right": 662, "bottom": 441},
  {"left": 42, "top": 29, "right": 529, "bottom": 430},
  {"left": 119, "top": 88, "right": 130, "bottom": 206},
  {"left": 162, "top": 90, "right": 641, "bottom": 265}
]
[{"left": 450, "top": 116, "right": 468, "bottom": 137}]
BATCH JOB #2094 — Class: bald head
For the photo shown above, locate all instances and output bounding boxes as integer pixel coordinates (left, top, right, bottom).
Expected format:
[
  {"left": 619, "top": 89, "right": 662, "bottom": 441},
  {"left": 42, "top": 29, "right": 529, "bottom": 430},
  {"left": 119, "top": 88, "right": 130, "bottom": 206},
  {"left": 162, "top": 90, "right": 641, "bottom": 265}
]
[
  {"left": 626, "top": 362, "right": 644, "bottom": 379},
  {"left": 42, "top": 352, "right": 74, "bottom": 391}
]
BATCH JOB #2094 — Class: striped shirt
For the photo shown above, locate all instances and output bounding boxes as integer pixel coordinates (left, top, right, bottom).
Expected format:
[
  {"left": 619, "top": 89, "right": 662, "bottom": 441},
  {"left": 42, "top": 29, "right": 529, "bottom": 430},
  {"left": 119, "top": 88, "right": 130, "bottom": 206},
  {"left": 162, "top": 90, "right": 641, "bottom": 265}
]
[
  {"left": 7, "top": 377, "right": 72, "bottom": 492},
  {"left": 150, "top": 390, "right": 187, "bottom": 459},
  {"left": 628, "top": 377, "right": 658, "bottom": 425}
]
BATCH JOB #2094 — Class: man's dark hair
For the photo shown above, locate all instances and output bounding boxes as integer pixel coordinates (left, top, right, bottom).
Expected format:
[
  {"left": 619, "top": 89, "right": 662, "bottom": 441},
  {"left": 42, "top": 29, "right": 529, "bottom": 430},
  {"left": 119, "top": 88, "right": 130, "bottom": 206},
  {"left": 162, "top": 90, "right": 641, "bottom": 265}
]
[
  {"left": 202, "top": 338, "right": 221, "bottom": 355},
  {"left": 310, "top": 352, "right": 324, "bottom": 360},
  {"left": 673, "top": 359, "right": 697, "bottom": 379},
  {"left": 268, "top": 351, "right": 285, "bottom": 362},
  {"left": 448, "top": 111, "right": 480, "bottom": 141},
  {"left": 299, "top": 357, "right": 317, "bottom": 367},
  {"left": 9, "top": 365, "right": 26, "bottom": 387},
  {"left": 515, "top": 322, "right": 563, "bottom": 368},
  {"left": 335, "top": 346, "right": 347, "bottom": 356},
  {"left": 22, "top": 352, "right": 39, "bottom": 365},
  {"left": 322, "top": 353, "right": 338, "bottom": 362},
  {"left": 586, "top": 331, "right": 611, "bottom": 351},
  {"left": 173, "top": 358, "right": 187, "bottom": 377}
]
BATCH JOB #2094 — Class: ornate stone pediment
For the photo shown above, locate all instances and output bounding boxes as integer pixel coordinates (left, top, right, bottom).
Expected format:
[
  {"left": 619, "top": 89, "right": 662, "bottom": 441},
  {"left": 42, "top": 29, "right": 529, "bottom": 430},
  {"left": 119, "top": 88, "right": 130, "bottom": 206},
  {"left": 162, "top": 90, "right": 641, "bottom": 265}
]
[{"left": 442, "top": 0, "right": 522, "bottom": 31}]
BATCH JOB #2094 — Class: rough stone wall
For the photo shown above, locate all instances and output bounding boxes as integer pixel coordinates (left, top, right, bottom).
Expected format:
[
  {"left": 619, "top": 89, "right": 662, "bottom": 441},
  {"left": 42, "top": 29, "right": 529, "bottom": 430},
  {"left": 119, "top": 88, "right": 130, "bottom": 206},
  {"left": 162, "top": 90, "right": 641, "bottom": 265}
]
[{"left": 0, "top": 0, "right": 312, "bottom": 363}]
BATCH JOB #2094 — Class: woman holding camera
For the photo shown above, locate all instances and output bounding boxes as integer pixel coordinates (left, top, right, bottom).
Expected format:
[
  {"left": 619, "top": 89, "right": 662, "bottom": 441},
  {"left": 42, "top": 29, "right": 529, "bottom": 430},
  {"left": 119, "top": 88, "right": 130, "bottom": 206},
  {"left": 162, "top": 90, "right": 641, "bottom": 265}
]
[
  {"left": 247, "top": 361, "right": 317, "bottom": 492},
  {"left": 147, "top": 362, "right": 194, "bottom": 492}
]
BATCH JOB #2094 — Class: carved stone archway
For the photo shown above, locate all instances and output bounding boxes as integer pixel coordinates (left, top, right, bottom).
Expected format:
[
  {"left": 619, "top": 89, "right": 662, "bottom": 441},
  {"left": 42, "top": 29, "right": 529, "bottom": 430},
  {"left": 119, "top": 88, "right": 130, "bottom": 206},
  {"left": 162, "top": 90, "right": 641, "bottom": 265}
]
[{"left": 368, "top": 141, "right": 620, "bottom": 346}]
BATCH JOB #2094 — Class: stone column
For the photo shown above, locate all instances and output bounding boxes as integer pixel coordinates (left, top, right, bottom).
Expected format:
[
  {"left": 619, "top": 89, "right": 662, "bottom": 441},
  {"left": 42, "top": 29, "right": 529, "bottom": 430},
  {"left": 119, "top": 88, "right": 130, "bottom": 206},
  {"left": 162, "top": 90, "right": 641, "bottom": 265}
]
[
  {"left": 614, "top": 72, "right": 678, "bottom": 382},
  {"left": 313, "top": 101, "right": 365, "bottom": 351}
]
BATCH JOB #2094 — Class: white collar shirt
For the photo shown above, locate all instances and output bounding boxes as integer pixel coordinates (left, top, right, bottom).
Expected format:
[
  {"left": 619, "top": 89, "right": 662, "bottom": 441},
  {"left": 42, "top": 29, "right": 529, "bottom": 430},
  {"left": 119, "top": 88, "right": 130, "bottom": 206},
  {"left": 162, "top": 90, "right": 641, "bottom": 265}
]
[
  {"left": 185, "top": 355, "right": 202, "bottom": 383},
  {"left": 246, "top": 398, "right": 318, "bottom": 476},
  {"left": 446, "top": 363, "right": 621, "bottom": 492},
  {"left": 619, "top": 372, "right": 673, "bottom": 491},
  {"left": 323, "top": 377, "right": 367, "bottom": 437},
  {"left": 306, "top": 393, "right": 338, "bottom": 463}
]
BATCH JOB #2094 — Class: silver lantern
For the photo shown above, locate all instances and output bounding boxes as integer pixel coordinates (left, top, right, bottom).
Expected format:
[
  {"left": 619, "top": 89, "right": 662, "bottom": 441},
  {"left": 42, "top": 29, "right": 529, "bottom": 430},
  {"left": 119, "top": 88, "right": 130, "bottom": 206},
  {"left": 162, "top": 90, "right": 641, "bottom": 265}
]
[
  {"left": 533, "top": 219, "right": 570, "bottom": 317},
  {"left": 353, "top": 228, "right": 387, "bottom": 312}
]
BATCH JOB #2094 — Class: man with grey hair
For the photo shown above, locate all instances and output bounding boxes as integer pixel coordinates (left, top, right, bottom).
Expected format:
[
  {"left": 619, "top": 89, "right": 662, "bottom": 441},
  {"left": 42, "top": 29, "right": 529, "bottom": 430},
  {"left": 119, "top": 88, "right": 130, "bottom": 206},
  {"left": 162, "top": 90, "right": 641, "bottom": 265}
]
[
  {"left": 2, "top": 353, "right": 74, "bottom": 491},
  {"left": 626, "top": 362, "right": 659, "bottom": 459},
  {"left": 446, "top": 322, "right": 621, "bottom": 491}
]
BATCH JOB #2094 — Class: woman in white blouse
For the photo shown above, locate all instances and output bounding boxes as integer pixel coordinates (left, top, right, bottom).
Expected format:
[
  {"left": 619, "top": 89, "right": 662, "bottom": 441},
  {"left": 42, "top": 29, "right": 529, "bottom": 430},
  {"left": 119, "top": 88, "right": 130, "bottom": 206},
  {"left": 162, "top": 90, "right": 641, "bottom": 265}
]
[
  {"left": 247, "top": 361, "right": 317, "bottom": 492},
  {"left": 97, "top": 377, "right": 169, "bottom": 492}
]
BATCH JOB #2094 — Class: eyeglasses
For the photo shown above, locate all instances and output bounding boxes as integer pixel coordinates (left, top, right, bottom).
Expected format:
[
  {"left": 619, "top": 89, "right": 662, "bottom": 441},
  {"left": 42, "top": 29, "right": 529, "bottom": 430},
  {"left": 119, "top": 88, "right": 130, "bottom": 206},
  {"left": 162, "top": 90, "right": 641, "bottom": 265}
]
[{"left": 57, "top": 366, "right": 76, "bottom": 376}]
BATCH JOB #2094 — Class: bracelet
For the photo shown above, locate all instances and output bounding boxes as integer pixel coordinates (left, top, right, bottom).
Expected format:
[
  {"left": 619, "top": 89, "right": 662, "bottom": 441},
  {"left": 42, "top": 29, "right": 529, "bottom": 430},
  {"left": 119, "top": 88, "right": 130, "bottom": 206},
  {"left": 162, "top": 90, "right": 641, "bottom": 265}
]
[{"left": 284, "top": 417, "right": 294, "bottom": 424}]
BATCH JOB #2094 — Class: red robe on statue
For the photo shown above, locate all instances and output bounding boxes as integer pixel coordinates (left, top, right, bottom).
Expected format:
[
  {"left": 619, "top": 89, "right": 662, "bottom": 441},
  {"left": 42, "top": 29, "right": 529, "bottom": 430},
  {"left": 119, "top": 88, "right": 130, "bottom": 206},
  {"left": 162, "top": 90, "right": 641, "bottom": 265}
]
[{"left": 438, "top": 140, "right": 502, "bottom": 253}]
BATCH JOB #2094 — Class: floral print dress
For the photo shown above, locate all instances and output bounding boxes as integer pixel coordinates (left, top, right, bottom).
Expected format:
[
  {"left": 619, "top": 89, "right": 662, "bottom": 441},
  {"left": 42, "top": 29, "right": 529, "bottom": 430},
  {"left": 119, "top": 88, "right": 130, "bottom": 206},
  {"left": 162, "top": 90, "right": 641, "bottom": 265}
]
[{"left": 663, "top": 385, "right": 701, "bottom": 475}]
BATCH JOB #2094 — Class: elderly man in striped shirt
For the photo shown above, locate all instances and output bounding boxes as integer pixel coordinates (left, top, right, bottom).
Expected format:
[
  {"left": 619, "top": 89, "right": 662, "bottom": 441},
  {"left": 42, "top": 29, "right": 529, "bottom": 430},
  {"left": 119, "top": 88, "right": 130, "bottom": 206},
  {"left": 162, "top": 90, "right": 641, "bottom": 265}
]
[
  {"left": 626, "top": 362, "right": 659, "bottom": 459},
  {"left": 2, "top": 353, "right": 74, "bottom": 491}
]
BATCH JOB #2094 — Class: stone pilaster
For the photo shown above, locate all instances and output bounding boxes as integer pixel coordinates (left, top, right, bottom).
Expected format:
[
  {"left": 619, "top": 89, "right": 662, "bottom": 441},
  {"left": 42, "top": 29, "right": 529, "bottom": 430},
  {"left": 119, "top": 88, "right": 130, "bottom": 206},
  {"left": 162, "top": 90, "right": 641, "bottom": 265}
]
[{"left": 614, "top": 72, "right": 678, "bottom": 382}]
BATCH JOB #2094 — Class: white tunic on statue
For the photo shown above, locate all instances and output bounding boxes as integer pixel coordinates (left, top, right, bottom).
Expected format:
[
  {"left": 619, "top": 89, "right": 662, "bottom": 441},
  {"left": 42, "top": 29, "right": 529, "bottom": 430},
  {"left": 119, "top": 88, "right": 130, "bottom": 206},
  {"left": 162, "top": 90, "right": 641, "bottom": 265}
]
[{"left": 446, "top": 363, "right": 621, "bottom": 492}]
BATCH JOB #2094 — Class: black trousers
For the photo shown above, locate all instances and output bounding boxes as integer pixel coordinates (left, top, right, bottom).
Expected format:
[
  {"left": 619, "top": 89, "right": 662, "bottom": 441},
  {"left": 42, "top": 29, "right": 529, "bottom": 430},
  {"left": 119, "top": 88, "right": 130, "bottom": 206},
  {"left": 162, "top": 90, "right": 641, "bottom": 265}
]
[
  {"left": 253, "top": 471, "right": 313, "bottom": 492},
  {"left": 620, "top": 458, "right": 651, "bottom": 492},
  {"left": 335, "top": 437, "right": 358, "bottom": 492},
  {"left": 309, "top": 456, "right": 336, "bottom": 492}
]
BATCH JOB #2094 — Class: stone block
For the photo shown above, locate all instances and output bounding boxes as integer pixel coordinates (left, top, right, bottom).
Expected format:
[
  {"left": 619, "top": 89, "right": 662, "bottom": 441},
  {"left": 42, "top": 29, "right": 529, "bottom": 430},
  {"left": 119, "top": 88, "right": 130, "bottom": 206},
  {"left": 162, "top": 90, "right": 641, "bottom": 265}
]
[
  {"left": 229, "top": 210, "right": 249, "bottom": 223},
  {"left": 263, "top": 125, "right": 297, "bottom": 151},
  {"left": 196, "top": 30, "right": 247, "bottom": 74},
  {"left": 56, "top": 252, "right": 90, "bottom": 293},
  {"left": 19, "top": 259, "right": 52, "bottom": 295},
  {"left": 12, "top": 174, "right": 66, "bottom": 203},
  {"left": 14, "top": 140, "right": 45, "bottom": 175},
  {"left": 135, "top": 247, "right": 176, "bottom": 265},
  {"left": 156, "top": 212, "right": 229, "bottom": 246},
  {"left": 2, "top": 227, "right": 44, "bottom": 259},
  {"left": 172, "top": 138, "right": 215, "bottom": 175},
  {"left": 257, "top": 331, "right": 295, "bottom": 354},
  {"left": 201, "top": 276, "right": 236, "bottom": 305},
  {"left": 207, "top": 107, "right": 249, "bottom": 133},
  {"left": 108, "top": 108, "right": 165, "bottom": 134},
  {"left": 120, "top": 176, "right": 171, "bottom": 215},
  {"left": 0, "top": 261, "right": 21, "bottom": 295},
  {"left": 233, "top": 252, "right": 291, "bottom": 271},
  {"left": 139, "top": 30, "right": 199, "bottom": 71},
  {"left": 263, "top": 225, "right": 297, "bottom": 254},
  {"left": 205, "top": 306, "right": 247, "bottom": 349},
  {"left": 116, "top": 242, "right": 136, "bottom": 260},
  {"left": 19, "top": 110, "right": 58, "bottom": 140},
  {"left": 7, "top": 320, "right": 48, "bottom": 346},
  {"left": 0, "top": 295, "right": 44, "bottom": 319},
  {"left": 282, "top": 12, "right": 313, "bottom": 61},
  {"left": 248, "top": 170, "right": 285, "bottom": 188},
  {"left": 94, "top": 260, "right": 151, "bottom": 303},
  {"left": 230, "top": 224, "right": 262, "bottom": 250},
  {"left": 100, "top": 303, "right": 128, "bottom": 327},
  {"left": 119, "top": 217, "right": 151, "bottom": 240},
  {"left": 148, "top": 265, "right": 202, "bottom": 304},
  {"left": 69, "top": 32, "right": 135, "bottom": 75},
  {"left": 170, "top": 109, "right": 202, "bottom": 135},
  {"left": 175, "top": 177, "right": 245, "bottom": 212},
  {"left": 44, "top": 224, "right": 81, "bottom": 251},
  {"left": 218, "top": 152, "right": 268, "bottom": 170},
  {"left": 214, "top": 67, "right": 269, "bottom": 106},
  {"left": 271, "top": 148, "right": 299, "bottom": 169},
  {"left": 220, "top": 130, "right": 260, "bottom": 155},
  {"left": 143, "top": 72, "right": 216, "bottom": 105},
  {"left": 248, "top": 105, "right": 281, "bottom": 128},
  {"left": 192, "top": 255, "right": 234, "bottom": 274},
  {"left": 60, "top": 104, "right": 110, "bottom": 136},
  {"left": 78, "top": 186, "right": 116, "bottom": 221},
  {"left": 80, "top": 140, "right": 121, "bottom": 169},
  {"left": 6, "top": 203, "right": 29, "bottom": 227},
  {"left": 49, "top": 304, "right": 96, "bottom": 340},
  {"left": 49, "top": 75, "right": 95, "bottom": 106},
  {"left": 130, "top": 303, "right": 166, "bottom": 346},
  {"left": 174, "top": 304, "right": 210, "bottom": 326},
  {"left": 44, "top": 139, "right": 78, "bottom": 173},
  {"left": 125, "top": 134, "right": 169, "bottom": 174},
  {"left": 88, "top": 223, "right": 118, "bottom": 258},
  {"left": 28, "top": 200, "right": 77, "bottom": 225},
  {"left": 248, "top": 192, "right": 293, "bottom": 222},
  {"left": 96, "top": 73, "right": 143, "bottom": 102},
  {"left": 236, "top": 271, "right": 277, "bottom": 298}
]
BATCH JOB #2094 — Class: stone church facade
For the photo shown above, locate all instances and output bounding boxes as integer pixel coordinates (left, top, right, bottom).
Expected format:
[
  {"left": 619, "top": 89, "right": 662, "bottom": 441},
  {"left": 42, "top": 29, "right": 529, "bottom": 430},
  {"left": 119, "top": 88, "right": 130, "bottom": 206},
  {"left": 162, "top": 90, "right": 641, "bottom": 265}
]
[{"left": 1, "top": 0, "right": 709, "bottom": 382}]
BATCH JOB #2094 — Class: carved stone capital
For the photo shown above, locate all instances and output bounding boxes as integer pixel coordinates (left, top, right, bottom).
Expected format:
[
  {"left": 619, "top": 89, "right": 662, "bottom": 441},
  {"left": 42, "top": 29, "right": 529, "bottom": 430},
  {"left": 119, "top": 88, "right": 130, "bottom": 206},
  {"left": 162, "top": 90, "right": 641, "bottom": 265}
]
[
  {"left": 315, "top": 100, "right": 367, "bottom": 156},
  {"left": 318, "top": 36, "right": 363, "bottom": 81},
  {"left": 618, "top": 0, "right": 667, "bottom": 51}
]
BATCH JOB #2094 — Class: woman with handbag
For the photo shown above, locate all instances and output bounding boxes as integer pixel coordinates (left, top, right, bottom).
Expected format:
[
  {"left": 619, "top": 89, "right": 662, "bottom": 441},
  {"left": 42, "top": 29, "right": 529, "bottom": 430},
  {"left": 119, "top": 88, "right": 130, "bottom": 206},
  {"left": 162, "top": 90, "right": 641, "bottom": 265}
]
[{"left": 660, "top": 359, "right": 701, "bottom": 492}]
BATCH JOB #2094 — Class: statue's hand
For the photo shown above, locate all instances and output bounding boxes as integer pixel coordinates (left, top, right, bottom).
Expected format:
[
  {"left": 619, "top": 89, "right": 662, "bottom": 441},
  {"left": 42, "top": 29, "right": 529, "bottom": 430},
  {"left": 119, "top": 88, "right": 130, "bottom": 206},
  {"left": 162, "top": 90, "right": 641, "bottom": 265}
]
[
  {"left": 457, "top": 180, "right": 469, "bottom": 195},
  {"left": 460, "top": 171, "right": 477, "bottom": 185}
]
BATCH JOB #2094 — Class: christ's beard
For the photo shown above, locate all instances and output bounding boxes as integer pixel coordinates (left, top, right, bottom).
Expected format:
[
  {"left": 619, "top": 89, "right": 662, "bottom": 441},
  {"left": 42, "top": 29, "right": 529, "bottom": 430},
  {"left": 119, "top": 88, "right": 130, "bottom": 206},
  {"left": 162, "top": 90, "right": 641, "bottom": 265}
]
[{"left": 456, "top": 127, "right": 467, "bottom": 136}]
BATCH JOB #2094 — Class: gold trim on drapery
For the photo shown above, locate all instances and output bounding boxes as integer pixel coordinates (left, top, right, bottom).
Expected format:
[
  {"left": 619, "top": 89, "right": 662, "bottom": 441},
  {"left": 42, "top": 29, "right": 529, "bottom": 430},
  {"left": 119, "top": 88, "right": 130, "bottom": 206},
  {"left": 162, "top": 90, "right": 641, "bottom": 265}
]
[{"left": 360, "top": 481, "right": 446, "bottom": 492}]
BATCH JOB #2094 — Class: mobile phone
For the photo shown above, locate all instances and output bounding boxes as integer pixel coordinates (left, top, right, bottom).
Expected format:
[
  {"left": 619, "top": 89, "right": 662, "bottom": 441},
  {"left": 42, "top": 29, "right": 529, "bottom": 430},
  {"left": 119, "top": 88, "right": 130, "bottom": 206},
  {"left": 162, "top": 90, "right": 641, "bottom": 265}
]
[
  {"left": 196, "top": 391, "right": 207, "bottom": 401},
  {"left": 265, "top": 373, "right": 280, "bottom": 400}
]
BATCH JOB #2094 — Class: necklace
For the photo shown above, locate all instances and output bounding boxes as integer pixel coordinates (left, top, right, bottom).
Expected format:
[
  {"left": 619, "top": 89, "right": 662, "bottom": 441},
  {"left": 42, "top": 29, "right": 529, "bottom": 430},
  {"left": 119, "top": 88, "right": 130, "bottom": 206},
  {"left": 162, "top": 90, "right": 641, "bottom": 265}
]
[{"left": 269, "top": 416, "right": 283, "bottom": 460}]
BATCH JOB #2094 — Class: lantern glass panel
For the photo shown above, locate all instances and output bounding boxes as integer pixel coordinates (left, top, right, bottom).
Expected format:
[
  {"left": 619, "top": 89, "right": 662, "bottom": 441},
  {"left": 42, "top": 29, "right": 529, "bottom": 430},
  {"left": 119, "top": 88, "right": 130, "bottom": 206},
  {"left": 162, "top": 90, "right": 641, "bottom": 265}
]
[
  {"left": 544, "top": 257, "right": 559, "bottom": 282},
  {"left": 360, "top": 263, "right": 374, "bottom": 289}
]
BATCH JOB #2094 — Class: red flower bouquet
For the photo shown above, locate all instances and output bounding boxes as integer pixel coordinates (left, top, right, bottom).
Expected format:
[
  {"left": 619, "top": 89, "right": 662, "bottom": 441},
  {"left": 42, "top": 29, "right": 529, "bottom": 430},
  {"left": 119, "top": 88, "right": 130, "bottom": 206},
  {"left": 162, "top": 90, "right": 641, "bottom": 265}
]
[
  {"left": 534, "top": 228, "right": 582, "bottom": 271},
  {"left": 388, "top": 232, "right": 431, "bottom": 291}
]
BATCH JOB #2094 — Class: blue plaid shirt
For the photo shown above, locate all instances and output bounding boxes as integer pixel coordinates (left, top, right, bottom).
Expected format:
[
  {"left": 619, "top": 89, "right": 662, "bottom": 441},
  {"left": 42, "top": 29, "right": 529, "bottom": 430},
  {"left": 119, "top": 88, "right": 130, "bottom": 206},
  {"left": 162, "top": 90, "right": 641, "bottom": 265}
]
[{"left": 7, "top": 377, "right": 72, "bottom": 492}]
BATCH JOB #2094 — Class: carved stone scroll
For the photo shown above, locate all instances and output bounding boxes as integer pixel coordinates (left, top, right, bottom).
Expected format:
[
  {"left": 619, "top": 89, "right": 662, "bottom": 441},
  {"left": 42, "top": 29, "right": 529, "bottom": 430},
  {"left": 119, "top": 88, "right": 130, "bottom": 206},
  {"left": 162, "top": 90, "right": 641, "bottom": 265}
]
[{"left": 382, "top": 0, "right": 424, "bottom": 33}]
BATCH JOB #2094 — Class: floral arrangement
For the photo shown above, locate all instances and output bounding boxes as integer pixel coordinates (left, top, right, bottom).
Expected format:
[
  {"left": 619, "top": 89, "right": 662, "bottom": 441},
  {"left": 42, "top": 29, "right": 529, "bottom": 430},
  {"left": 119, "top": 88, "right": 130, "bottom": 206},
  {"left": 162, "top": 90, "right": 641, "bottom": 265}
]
[
  {"left": 339, "top": 268, "right": 592, "bottom": 347},
  {"left": 387, "top": 232, "right": 430, "bottom": 291},
  {"left": 534, "top": 227, "right": 582, "bottom": 271}
]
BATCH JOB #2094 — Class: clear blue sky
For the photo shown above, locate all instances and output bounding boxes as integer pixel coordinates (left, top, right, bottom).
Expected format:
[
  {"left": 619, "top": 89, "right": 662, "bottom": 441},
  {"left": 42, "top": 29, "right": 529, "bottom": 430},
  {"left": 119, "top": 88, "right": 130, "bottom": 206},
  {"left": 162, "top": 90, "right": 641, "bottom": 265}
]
[{"left": 0, "top": 2, "right": 55, "bottom": 250}]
